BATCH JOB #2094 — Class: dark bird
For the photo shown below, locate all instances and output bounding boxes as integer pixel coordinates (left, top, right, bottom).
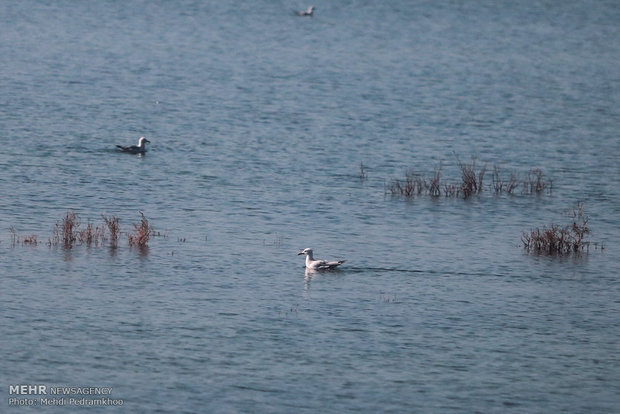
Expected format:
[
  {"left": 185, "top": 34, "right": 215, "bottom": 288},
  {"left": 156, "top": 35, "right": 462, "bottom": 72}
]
[{"left": 116, "top": 137, "right": 150, "bottom": 154}]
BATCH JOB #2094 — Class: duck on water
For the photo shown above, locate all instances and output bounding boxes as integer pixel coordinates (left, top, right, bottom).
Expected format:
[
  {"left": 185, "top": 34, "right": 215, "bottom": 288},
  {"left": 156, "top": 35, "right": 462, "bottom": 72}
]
[
  {"left": 116, "top": 137, "right": 150, "bottom": 154},
  {"left": 295, "top": 6, "right": 315, "bottom": 16},
  {"left": 298, "top": 248, "right": 346, "bottom": 270}
]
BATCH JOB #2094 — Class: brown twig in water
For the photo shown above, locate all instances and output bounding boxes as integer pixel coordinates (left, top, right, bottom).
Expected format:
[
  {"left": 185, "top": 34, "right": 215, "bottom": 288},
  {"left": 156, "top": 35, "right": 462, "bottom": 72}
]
[
  {"left": 456, "top": 154, "right": 486, "bottom": 198},
  {"left": 128, "top": 211, "right": 153, "bottom": 248},
  {"left": 53, "top": 211, "right": 80, "bottom": 248},
  {"left": 522, "top": 203, "right": 591, "bottom": 255},
  {"left": 9, "top": 226, "right": 19, "bottom": 247},
  {"left": 523, "top": 168, "right": 551, "bottom": 195},
  {"left": 102, "top": 214, "right": 120, "bottom": 248},
  {"left": 78, "top": 221, "right": 106, "bottom": 246},
  {"left": 359, "top": 162, "right": 368, "bottom": 181},
  {"left": 23, "top": 235, "right": 38, "bottom": 246}
]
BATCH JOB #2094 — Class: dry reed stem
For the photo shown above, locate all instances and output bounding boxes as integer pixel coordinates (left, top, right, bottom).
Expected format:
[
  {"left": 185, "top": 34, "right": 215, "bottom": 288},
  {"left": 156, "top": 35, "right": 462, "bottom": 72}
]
[
  {"left": 78, "top": 221, "right": 106, "bottom": 246},
  {"left": 456, "top": 155, "right": 486, "bottom": 198},
  {"left": 360, "top": 162, "right": 368, "bottom": 180},
  {"left": 50, "top": 211, "right": 111, "bottom": 248},
  {"left": 389, "top": 158, "right": 551, "bottom": 199},
  {"left": 53, "top": 211, "right": 80, "bottom": 248},
  {"left": 522, "top": 203, "right": 591, "bottom": 255},
  {"left": 492, "top": 165, "right": 518, "bottom": 194},
  {"left": 102, "top": 214, "right": 120, "bottom": 247},
  {"left": 23, "top": 235, "right": 38, "bottom": 245},
  {"left": 428, "top": 167, "right": 441, "bottom": 197},
  {"left": 522, "top": 168, "right": 552, "bottom": 195},
  {"left": 9, "top": 226, "right": 18, "bottom": 247},
  {"left": 8, "top": 227, "right": 38, "bottom": 246},
  {"left": 128, "top": 212, "right": 153, "bottom": 247},
  {"left": 388, "top": 167, "right": 442, "bottom": 198}
]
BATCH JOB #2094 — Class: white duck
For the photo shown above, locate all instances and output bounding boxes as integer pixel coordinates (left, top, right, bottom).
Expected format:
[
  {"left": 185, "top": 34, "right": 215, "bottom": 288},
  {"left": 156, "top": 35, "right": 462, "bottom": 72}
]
[{"left": 298, "top": 248, "right": 346, "bottom": 270}]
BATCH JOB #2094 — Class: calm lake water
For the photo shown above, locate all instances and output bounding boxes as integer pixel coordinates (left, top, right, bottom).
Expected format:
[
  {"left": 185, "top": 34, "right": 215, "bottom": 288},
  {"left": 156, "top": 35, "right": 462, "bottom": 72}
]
[{"left": 1, "top": 0, "right": 619, "bottom": 412}]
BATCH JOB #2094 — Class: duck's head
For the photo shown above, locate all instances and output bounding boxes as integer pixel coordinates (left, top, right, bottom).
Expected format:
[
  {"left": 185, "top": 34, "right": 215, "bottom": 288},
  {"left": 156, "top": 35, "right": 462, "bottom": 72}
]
[{"left": 138, "top": 137, "right": 151, "bottom": 146}]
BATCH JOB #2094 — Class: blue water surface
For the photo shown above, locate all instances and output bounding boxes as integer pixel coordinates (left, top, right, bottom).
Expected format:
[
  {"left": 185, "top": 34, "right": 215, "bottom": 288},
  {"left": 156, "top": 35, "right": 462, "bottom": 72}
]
[{"left": 1, "top": 1, "right": 619, "bottom": 412}]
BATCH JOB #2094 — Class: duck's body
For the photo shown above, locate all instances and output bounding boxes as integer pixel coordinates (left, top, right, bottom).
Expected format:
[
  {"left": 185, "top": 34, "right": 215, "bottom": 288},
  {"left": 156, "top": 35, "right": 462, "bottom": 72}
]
[
  {"left": 298, "top": 248, "right": 345, "bottom": 270},
  {"left": 116, "top": 137, "right": 150, "bottom": 154},
  {"left": 295, "top": 6, "right": 315, "bottom": 16}
]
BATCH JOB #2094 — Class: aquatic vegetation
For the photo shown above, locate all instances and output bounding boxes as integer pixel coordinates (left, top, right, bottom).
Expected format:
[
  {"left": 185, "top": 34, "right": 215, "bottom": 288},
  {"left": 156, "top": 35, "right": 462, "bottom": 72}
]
[
  {"left": 128, "top": 212, "right": 153, "bottom": 248},
  {"left": 9, "top": 226, "right": 18, "bottom": 247},
  {"left": 443, "top": 182, "right": 459, "bottom": 197},
  {"left": 23, "top": 235, "right": 38, "bottom": 246},
  {"left": 102, "top": 214, "right": 120, "bottom": 248},
  {"left": 387, "top": 155, "right": 553, "bottom": 199},
  {"left": 359, "top": 162, "right": 369, "bottom": 181},
  {"left": 388, "top": 168, "right": 440, "bottom": 197},
  {"left": 380, "top": 294, "right": 399, "bottom": 303},
  {"left": 492, "top": 165, "right": 519, "bottom": 194},
  {"left": 457, "top": 155, "right": 486, "bottom": 198},
  {"left": 49, "top": 212, "right": 114, "bottom": 248},
  {"left": 6, "top": 211, "right": 155, "bottom": 253},
  {"left": 428, "top": 167, "right": 442, "bottom": 197},
  {"left": 78, "top": 220, "right": 106, "bottom": 247},
  {"left": 523, "top": 168, "right": 552, "bottom": 195},
  {"left": 522, "top": 203, "right": 592, "bottom": 255},
  {"left": 45, "top": 211, "right": 145, "bottom": 250},
  {"left": 263, "top": 233, "right": 282, "bottom": 247},
  {"left": 388, "top": 169, "right": 421, "bottom": 197},
  {"left": 277, "top": 304, "right": 299, "bottom": 318},
  {"left": 52, "top": 211, "right": 80, "bottom": 248},
  {"left": 8, "top": 227, "right": 38, "bottom": 246}
]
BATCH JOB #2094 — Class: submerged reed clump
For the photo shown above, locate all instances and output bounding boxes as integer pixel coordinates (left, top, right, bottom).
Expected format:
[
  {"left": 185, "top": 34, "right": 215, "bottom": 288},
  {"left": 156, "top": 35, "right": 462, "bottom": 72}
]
[
  {"left": 522, "top": 203, "right": 592, "bottom": 255},
  {"left": 52, "top": 211, "right": 80, "bottom": 248},
  {"left": 48, "top": 211, "right": 118, "bottom": 249},
  {"left": 387, "top": 167, "right": 442, "bottom": 198},
  {"left": 8, "top": 227, "right": 38, "bottom": 246},
  {"left": 78, "top": 220, "right": 106, "bottom": 247},
  {"left": 11, "top": 211, "right": 157, "bottom": 253},
  {"left": 387, "top": 154, "right": 489, "bottom": 199},
  {"left": 128, "top": 212, "right": 153, "bottom": 248},
  {"left": 428, "top": 167, "right": 441, "bottom": 197},
  {"left": 23, "top": 234, "right": 38, "bottom": 246},
  {"left": 457, "top": 155, "right": 486, "bottom": 198},
  {"left": 523, "top": 168, "right": 552, "bottom": 195},
  {"left": 387, "top": 155, "right": 553, "bottom": 199},
  {"left": 102, "top": 214, "right": 120, "bottom": 248},
  {"left": 388, "top": 169, "right": 422, "bottom": 197},
  {"left": 492, "top": 165, "right": 519, "bottom": 194}
]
